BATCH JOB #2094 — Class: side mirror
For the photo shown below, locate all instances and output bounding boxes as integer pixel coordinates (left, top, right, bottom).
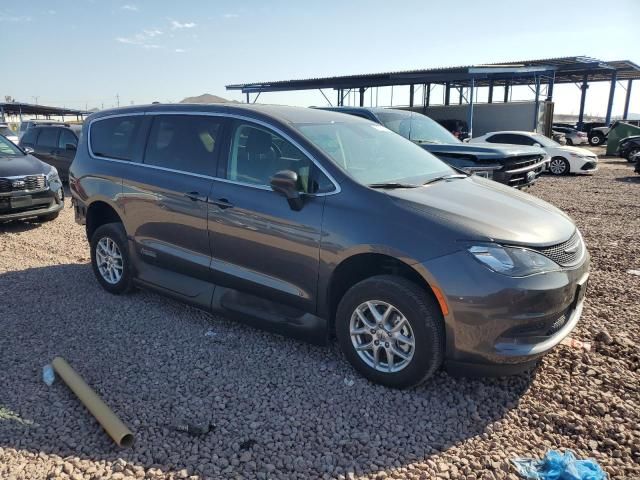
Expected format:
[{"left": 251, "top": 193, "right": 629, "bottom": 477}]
[
  {"left": 23, "top": 147, "right": 34, "bottom": 154},
  {"left": 533, "top": 143, "right": 542, "bottom": 148},
  {"left": 270, "top": 170, "right": 303, "bottom": 211},
  {"left": 66, "top": 143, "right": 77, "bottom": 151}
]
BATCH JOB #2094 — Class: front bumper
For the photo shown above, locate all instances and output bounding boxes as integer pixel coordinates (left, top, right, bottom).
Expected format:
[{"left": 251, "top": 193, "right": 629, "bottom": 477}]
[
  {"left": 420, "top": 248, "right": 590, "bottom": 375},
  {"left": 0, "top": 184, "right": 64, "bottom": 221}
]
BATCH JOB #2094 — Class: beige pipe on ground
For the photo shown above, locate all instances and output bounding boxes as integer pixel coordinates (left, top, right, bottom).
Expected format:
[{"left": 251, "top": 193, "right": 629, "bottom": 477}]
[{"left": 51, "top": 357, "right": 134, "bottom": 448}]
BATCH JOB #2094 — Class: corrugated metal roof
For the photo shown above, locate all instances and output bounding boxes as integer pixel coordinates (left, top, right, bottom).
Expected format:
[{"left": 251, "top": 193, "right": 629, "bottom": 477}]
[{"left": 227, "top": 56, "right": 640, "bottom": 93}]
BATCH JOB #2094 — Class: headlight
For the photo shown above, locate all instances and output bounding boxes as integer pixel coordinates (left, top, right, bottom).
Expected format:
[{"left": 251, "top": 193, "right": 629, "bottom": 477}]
[
  {"left": 468, "top": 244, "right": 559, "bottom": 277},
  {"left": 46, "top": 167, "right": 59, "bottom": 182}
]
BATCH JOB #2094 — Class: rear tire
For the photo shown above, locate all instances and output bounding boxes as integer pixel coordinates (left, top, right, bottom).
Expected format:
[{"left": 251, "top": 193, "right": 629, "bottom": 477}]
[
  {"left": 90, "top": 222, "right": 134, "bottom": 294},
  {"left": 626, "top": 148, "right": 639, "bottom": 162},
  {"left": 565, "top": 138, "right": 573, "bottom": 146},
  {"left": 335, "top": 275, "right": 445, "bottom": 389},
  {"left": 589, "top": 133, "right": 604, "bottom": 146}
]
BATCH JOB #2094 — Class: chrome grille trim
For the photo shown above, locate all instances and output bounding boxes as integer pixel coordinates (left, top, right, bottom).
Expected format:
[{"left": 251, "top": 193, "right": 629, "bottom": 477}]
[{"left": 0, "top": 175, "right": 47, "bottom": 195}]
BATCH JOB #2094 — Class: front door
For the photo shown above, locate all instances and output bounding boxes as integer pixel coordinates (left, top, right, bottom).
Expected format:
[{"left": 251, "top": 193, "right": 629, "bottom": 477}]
[
  {"left": 122, "top": 114, "right": 225, "bottom": 305},
  {"left": 208, "top": 120, "right": 332, "bottom": 315}
]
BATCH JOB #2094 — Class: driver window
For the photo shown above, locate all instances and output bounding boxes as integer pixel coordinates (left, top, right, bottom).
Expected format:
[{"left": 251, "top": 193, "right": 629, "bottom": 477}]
[{"left": 227, "top": 122, "right": 315, "bottom": 192}]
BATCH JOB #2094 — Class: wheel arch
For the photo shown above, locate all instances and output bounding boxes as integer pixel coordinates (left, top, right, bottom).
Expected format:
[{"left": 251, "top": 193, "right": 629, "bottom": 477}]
[
  {"left": 326, "top": 252, "right": 445, "bottom": 335},
  {"left": 85, "top": 200, "right": 124, "bottom": 242}
]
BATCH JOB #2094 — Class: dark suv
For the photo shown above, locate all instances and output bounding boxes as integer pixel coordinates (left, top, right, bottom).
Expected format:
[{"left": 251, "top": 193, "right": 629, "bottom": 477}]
[
  {"left": 19, "top": 125, "right": 79, "bottom": 181},
  {"left": 70, "top": 104, "right": 589, "bottom": 388},
  {"left": 0, "top": 134, "right": 64, "bottom": 222},
  {"left": 316, "top": 107, "right": 548, "bottom": 188}
]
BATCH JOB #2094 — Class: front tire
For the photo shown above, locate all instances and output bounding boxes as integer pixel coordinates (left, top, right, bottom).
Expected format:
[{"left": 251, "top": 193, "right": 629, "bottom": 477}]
[
  {"left": 589, "top": 133, "right": 604, "bottom": 146},
  {"left": 626, "top": 148, "right": 639, "bottom": 162},
  {"left": 549, "top": 157, "right": 570, "bottom": 175},
  {"left": 90, "top": 222, "right": 134, "bottom": 294},
  {"left": 336, "top": 275, "right": 445, "bottom": 389}
]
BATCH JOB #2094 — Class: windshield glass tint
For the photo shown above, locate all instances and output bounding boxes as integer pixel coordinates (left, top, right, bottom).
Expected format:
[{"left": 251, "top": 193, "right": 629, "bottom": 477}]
[
  {"left": 0, "top": 127, "right": 15, "bottom": 137},
  {"left": 0, "top": 135, "right": 23, "bottom": 156},
  {"left": 375, "top": 111, "right": 459, "bottom": 144},
  {"left": 532, "top": 134, "right": 559, "bottom": 147},
  {"left": 296, "top": 121, "right": 453, "bottom": 185}
]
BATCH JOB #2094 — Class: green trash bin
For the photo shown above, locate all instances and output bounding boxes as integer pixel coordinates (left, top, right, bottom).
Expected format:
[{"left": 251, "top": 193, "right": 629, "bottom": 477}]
[{"left": 606, "top": 121, "right": 640, "bottom": 156}]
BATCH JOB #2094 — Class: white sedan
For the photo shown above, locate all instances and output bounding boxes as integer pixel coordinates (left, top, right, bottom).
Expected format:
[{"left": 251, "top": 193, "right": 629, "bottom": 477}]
[{"left": 470, "top": 131, "right": 598, "bottom": 175}]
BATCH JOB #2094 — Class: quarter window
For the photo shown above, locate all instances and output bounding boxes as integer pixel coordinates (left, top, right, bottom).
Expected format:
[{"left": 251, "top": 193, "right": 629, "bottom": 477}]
[
  {"left": 21, "top": 128, "right": 38, "bottom": 145},
  {"left": 58, "top": 129, "right": 77, "bottom": 149},
  {"left": 227, "top": 122, "right": 323, "bottom": 193},
  {"left": 143, "top": 115, "right": 222, "bottom": 176},
  {"left": 37, "top": 128, "right": 59, "bottom": 148},
  {"left": 90, "top": 116, "right": 143, "bottom": 161}
]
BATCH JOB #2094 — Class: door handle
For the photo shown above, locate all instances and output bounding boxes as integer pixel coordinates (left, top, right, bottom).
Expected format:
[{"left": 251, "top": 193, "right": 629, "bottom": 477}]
[
  {"left": 184, "top": 191, "right": 206, "bottom": 202},
  {"left": 209, "top": 198, "right": 234, "bottom": 209}
]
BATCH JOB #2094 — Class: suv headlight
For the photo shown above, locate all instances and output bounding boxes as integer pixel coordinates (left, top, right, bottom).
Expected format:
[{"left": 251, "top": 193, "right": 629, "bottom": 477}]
[
  {"left": 467, "top": 244, "right": 559, "bottom": 277},
  {"left": 46, "top": 166, "right": 59, "bottom": 183}
]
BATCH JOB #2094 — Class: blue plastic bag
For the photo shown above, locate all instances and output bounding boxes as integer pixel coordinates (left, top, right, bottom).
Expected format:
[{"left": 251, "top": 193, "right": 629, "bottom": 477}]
[{"left": 512, "top": 450, "right": 607, "bottom": 480}]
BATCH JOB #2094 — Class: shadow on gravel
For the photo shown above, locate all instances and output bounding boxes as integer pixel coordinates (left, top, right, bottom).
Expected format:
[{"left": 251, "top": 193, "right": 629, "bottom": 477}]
[
  {"left": 0, "top": 264, "right": 535, "bottom": 478},
  {"left": 614, "top": 176, "right": 640, "bottom": 184}
]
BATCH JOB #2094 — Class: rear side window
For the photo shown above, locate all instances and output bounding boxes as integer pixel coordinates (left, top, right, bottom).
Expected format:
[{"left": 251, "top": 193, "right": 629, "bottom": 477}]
[
  {"left": 21, "top": 128, "right": 38, "bottom": 145},
  {"left": 90, "top": 116, "right": 143, "bottom": 160},
  {"left": 37, "top": 128, "right": 59, "bottom": 148},
  {"left": 58, "top": 129, "right": 77, "bottom": 149},
  {"left": 143, "top": 115, "right": 222, "bottom": 176}
]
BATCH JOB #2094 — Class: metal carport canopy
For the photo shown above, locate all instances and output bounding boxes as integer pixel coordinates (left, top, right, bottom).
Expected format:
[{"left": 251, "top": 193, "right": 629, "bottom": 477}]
[{"left": 0, "top": 102, "right": 90, "bottom": 118}]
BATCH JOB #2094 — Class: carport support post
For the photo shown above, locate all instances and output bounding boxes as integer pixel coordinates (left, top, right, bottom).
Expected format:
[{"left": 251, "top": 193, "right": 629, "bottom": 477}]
[
  {"left": 359, "top": 87, "right": 365, "bottom": 107},
  {"left": 0, "top": 105, "right": 4, "bottom": 122},
  {"left": 409, "top": 84, "right": 414, "bottom": 108},
  {"left": 467, "top": 77, "right": 475, "bottom": 138},
  {"left": 605, "top": 71, "right": 617, "bottom": 125},
  {"left": 577, "top": 75, "right": 588, "bottom": 130},
  {"left": 425, "top": 83, "right": 431, "bottom": 109},
  {"left": 444, "top": 83, "right": 451, "bottom": 105},
  {"left": 487, "top": 80, "right": 494, "bottom": 104},
  {"left": 245, "top": 92, "right": 249, "bottom": 104},
  {"left": 623, "top": 80, "right": 633, "bottom": 119},
  {"left": 533, "top": 75, "right": 541, "bottom": 131},
  {"left": 503, "top": 81, "right": 510, "bottom": 103},
  {"left": 546, "top": 75, "right": 555, "bottom": 101}
]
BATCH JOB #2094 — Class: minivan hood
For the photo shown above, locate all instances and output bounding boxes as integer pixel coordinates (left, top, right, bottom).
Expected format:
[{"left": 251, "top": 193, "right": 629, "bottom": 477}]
[
  {"left": 0, "top": 154, "right": 51, "bottom": 177},
  {"left": 420, "top": 142, "right": 544, "bottom": 162},
  {"left": 387, "top": 175, "right": 575, "bottom": 247}
]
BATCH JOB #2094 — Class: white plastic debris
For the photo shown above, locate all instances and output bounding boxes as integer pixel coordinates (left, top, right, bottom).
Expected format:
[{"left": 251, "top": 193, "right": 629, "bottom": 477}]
[
  {"left": 343, "top": 377, "right": 355, "bottom": 387},
  {"left": 627, "top": 269, "right": 640, "bottom": 276},
  {"left": 204, "top": 329, "right": 217, "bottom": 338},
  {"left": 560, "top": 337, "right": 592, "bottom": 352},
  {"left": 42, "top": 364, "right": 55, "bottom": 386}
]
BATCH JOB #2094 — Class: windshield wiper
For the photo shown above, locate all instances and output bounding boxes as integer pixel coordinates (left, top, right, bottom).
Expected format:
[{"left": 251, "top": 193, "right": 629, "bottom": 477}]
[
  {"left": 423, "top": 174, "right": 467, "bottom": 185},
  {"left": 368, "top": 182, "right": 419, "bottom": 189}
]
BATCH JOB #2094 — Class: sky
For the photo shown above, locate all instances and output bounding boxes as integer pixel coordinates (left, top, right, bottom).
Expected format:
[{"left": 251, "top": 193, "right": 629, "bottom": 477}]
[{"left": 1, "top": 0, "right": 639, "bottom": 117}]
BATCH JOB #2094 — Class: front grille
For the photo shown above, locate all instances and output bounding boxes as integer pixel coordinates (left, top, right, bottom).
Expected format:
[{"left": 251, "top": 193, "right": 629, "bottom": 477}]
[
  {"left": 535, "top": 231, "right": 584, "bottom": 267},
  {"left": 0, "top": 175, "right": 46, "bottom": 193},
  {"left": 503, "top": 155, "right": 544, "bottom": 172}
]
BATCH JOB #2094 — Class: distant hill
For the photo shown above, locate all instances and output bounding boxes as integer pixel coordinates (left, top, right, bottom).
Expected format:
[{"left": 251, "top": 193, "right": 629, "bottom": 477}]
[{"left": 179, "top": 94, "right": 238, "bottom": 104}]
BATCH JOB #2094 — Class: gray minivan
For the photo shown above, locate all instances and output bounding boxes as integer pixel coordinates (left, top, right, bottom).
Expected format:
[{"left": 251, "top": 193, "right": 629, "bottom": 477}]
[{"left": 70, "top": 104, "right": 589, "bottom": 388}]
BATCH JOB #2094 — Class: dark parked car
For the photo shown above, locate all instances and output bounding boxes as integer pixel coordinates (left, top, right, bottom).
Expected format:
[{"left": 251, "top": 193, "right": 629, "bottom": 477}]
[
  {"left": 70, "top": 104, "right": 589, "bottom": 388},
  {"left": 0, "top": 134, "right": 64, "bottom": 222},
  {"left": 436, "top": 119, "right": 469, "bottom": 140},
  {"left": 588, "top": 120, "right": 640, "bottom": 146},
  {"left": 316, "top": 107, "right": 547, "bottom": 188},
  {"left": 617, "top": 135, "right": 640, "bottom": 162},
  {"left": 19, "top": 125, "right": 79, "bottom": 181}
]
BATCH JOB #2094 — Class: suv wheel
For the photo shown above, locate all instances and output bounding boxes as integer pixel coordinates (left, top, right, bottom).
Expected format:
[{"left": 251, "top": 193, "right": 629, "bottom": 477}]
[
  {"left": 589, "top": 133, "right": 604, "bottom": 146},
  {"left": 336, "top": 275, "right": 444, "bottom": 389},
  {"left": 626, "top": 148, "right": 639, "bottom": 162},
  {"left": 549, "top": 157, "right": 570, "bottom": 175},
  {"left": 90, "top": 222, "right": 134, "bottom": 294}
]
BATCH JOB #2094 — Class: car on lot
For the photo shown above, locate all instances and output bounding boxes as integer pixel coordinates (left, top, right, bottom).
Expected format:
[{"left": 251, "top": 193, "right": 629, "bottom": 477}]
[
  {"left": 70, "top": 104, "right": 590, "bottom": 388},
  {"left": 552, "top": 126, "right": 588, "bottom": 146},
  {"left": 0, "top": 123, "right": 19, "bottom": 145},
  {"left": 316, "top": 107, "right": 547, "bottom": 188},
  {"left": 617, "top": 135, "right": 640, "bottom": 162},
  {"left": 470, "top": 131, "right": 598, "bottom": 176},
  {"left": 18, "top": 125, "right": 79, "bottom": 181},
  {"left": 18, "top": 119, "right": 72, "bottom": 140},
  {"left": 588, "top": 120, "right": 640, "bottom": 146},
  {"left": 551, "top": 130, "right": 567, "bottom": 145},
  {"left": 0, "top": 134, "right": 64, "bottom": 223}
]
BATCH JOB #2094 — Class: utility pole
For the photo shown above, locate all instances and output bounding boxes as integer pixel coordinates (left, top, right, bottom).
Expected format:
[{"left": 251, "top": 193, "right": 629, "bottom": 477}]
[
  {"left": 32, "top": 96, "right": 39, "bottom": 105},
  {"left": 116, "top": 94, "right": 120, "bottom": 107}
]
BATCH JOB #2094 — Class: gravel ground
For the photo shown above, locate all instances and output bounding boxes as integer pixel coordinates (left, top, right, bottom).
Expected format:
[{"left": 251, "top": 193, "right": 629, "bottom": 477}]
[{"left": 1, "top": 151, "right": 639, "bottom": 480}]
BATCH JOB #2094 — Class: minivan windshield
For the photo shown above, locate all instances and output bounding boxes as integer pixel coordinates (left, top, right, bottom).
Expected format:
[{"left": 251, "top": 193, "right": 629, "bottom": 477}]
[
  {"left": 375, "top": 110, "right": 460, "bottom": 145},
  {"left": 296, "top": 121, "right": 454, "bottom": 186},
  {"left": 0, "top": 134, "right": 23, "bottom": 157}
]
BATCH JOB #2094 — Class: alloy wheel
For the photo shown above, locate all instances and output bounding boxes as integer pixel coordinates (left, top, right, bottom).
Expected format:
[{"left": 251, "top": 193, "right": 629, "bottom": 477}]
[
  {"left": 549, "top": 158, "right": 567, "bottom": 175},
  {"left": 95, "top": 237, "right": 124, "bottom": 285},
  {"left": 349, "top": 300, "right": 415, "bottom": 373}
]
